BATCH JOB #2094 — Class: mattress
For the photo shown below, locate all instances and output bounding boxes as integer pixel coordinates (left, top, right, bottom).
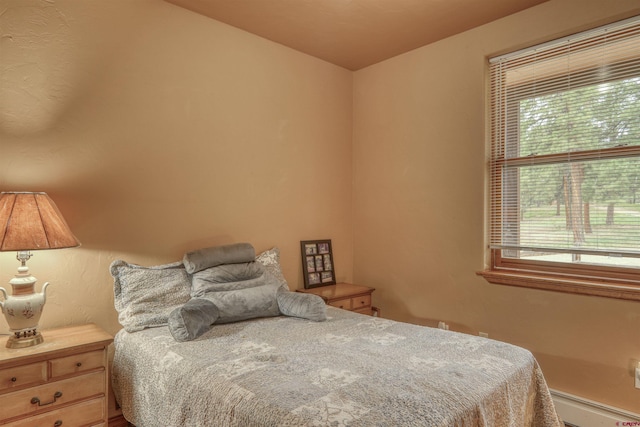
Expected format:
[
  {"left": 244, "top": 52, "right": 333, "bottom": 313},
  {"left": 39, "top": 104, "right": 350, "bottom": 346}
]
[{"left": 112, "top": 307, "right": 562, "bottom": 426}]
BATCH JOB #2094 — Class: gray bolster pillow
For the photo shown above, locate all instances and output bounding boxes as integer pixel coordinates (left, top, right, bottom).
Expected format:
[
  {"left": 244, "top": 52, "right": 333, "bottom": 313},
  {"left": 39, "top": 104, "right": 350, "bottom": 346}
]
[
  {"left": 277, "top": 290, "right": 327, "bottom": 322},
  {"left": 183, "top": 243, "right": 256, "bottom": 274},
  {"left": 168, "top": 298, "right": 220, "bottom": 342}
]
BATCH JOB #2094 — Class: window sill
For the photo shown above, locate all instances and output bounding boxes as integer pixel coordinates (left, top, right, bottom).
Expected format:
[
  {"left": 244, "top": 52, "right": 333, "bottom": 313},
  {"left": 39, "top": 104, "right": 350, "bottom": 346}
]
[{"left": 477, "top": 269, "right": 640, "bottom": 301}]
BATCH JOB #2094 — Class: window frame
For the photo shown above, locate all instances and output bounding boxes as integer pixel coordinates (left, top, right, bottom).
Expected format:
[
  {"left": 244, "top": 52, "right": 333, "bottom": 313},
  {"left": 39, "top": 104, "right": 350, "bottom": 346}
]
[{"left": 479, "top": 17, "right": 640, "bottom": 301}]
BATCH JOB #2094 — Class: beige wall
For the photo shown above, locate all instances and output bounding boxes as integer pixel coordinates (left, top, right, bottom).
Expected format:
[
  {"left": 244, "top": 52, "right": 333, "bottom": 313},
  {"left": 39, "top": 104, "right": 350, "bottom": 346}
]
[
  {"left": 353, "top": 0, "right": 640, "bottom": 413},
  {"left": 0, "top": 0, "right": 353, "bottom": 338}
]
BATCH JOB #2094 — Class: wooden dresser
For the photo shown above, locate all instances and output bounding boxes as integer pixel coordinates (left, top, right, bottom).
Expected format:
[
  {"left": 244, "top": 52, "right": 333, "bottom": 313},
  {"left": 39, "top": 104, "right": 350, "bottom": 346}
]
[
  {"left": 0, "top": 324, "right": 113, "bottom": 426},
  {"left": 297, "top": 282, "right": 378, "bottom": 316}
]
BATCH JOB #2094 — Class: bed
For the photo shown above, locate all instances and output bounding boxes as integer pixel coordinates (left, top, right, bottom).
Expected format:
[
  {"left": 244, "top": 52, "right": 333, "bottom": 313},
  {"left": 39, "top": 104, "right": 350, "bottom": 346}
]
[{"left": 110, "top": 244, "right": 562, "bottom": 426}]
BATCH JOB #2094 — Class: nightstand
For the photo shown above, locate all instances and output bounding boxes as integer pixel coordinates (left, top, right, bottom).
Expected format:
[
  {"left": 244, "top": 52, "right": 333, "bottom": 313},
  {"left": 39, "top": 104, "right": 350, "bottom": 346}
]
[
  {"left": 297, "top": 283, "right": 378, "bottom": 316},
  {"left": 0, "top": 324, "right": 113, "bottom": 426}
]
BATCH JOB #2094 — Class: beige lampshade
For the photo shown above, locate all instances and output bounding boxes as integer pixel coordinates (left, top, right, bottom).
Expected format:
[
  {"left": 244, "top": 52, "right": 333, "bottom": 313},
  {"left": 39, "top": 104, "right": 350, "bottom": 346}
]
[{"left": 0, "top": 192, "right": 80, "bottom": 251}]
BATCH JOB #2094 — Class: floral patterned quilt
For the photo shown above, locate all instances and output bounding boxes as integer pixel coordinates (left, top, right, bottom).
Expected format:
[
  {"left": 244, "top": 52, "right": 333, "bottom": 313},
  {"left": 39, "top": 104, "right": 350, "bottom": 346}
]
[{"left": 112, "top": 307, "right": 562, "bottom": 426}]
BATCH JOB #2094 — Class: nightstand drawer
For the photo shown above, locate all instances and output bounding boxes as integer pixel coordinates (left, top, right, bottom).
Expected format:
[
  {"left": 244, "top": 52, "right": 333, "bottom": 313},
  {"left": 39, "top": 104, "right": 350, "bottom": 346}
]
[
  {"left": 298, "top": 283, "right": 376, "bottom": 316},
  {"left": 0, "top": 362, "right": 47, "bottom": 392},
  {"left": 329, "top": 298, "right": 352, "bottom": 310},
  {"left": 50, "top": 350, "right": 104, "bottom": 379},
  {"left": 4, "top": 396, "right": 105, "bottom": 427},
  {"left": 0, "top": 370, "right": 105, "bottom": 422},
  {"left": 352, "top": 295, "right": 371, "bottom": 310}
]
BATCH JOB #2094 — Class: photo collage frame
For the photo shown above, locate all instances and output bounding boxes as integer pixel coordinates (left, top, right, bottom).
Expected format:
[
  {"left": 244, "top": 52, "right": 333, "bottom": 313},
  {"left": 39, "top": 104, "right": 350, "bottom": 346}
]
[{"left": 300, "top": 239, "right": 335, "bottom": 288}]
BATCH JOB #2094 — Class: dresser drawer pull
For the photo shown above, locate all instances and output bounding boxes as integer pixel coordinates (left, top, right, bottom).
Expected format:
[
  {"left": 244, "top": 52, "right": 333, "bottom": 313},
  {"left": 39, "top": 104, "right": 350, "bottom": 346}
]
[
  {"left": 54, "top": 420, "right": 63, "bottom": 427},
  {"left": 76, "top": 362, "right": 82, "bottom": 367},
  {"left": 31, "top": 391, "right": 63, "bottom": 406},
  {"left": 11, "top": 377, "right": 17, "bottom": 382}
]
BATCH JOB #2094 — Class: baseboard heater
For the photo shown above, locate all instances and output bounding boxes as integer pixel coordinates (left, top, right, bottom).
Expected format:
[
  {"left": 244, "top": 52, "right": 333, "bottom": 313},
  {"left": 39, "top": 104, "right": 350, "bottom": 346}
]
[{"left": 551, "top": 389, "right": 640, "bottom": 426}]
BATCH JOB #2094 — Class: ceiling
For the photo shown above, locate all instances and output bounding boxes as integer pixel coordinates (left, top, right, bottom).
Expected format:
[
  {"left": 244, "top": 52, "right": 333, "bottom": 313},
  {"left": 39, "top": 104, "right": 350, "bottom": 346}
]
[{"left": 164, "top": 0, "right": 549, "bottom": 70}]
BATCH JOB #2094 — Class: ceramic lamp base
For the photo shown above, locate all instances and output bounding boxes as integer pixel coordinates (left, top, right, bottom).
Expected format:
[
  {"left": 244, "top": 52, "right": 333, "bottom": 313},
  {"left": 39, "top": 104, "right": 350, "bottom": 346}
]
[
  {"left": 0, "top": 256, "right": 51, "bottom": 349},
  {"left": 6, "top": 330, "right": 44, "bottom": 348}
]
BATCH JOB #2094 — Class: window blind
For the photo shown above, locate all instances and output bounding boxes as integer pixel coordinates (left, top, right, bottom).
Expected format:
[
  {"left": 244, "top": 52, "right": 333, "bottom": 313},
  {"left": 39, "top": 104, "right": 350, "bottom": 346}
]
[{"left": 489, "top": 16, "right": 640, "bottom": 264}]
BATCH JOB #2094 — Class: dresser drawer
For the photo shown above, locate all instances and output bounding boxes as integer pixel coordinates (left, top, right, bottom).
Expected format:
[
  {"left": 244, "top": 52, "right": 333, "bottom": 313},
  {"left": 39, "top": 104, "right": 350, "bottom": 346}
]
[
  {"left": 0, "top": 362, "right": 47, "bottom": 392},
  {"left": 50, "top": 350, "right": 104, "bottom": 379},
  {"left": 351, "top": 295, "right": 371, "bottom": 310},
  {"left": 329, "top": 298, "right": 352, "bottom": 310},
  {"left": 0, "top": 371, "right": 105, "bottom": 422},
  {"left": 4, "top": 396, "right": 105, "bottom": 427}
]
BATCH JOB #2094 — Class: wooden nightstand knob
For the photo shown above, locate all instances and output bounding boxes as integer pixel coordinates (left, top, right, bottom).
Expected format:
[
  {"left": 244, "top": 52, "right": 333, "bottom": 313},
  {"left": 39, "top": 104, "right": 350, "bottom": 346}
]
[
  {"left": 54, "top": 420, "right": 63, "bottom": 427},
  {"left": 10, "top": 377, "right": 17, "bottom": 382},
  {"left": 76, "top": 362, "right": 82, "bottom": 367}
]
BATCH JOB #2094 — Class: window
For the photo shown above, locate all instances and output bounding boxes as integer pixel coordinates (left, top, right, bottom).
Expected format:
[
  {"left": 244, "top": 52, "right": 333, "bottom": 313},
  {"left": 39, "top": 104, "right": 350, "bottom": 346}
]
[{"left": 480, "top": 16, "right": 640, "bottom": 300}]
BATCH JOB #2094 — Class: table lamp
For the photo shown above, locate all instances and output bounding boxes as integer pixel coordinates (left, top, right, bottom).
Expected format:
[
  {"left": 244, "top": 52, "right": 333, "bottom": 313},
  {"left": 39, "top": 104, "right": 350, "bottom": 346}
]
[{"left": 0, "top": 192, "right": 80, "bottom": 348}]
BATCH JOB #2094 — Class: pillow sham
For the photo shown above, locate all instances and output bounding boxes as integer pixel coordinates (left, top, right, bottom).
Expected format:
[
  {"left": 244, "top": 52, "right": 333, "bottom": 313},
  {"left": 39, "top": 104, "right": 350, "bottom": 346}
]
[
  {"left": 277, "top": 290, "right": 327, "bottom": 322},
  {"left": 111, "top": 260, "right": 191, "bottom": 333},
  {"left": 256, "top": 247, "right": 289, "bottom": 292},
  {"left": 168, "top": 298, "right": 219, "bottom": 342},
  {"left": 183, "top": 242, "right": 256, "bottom": 274}
]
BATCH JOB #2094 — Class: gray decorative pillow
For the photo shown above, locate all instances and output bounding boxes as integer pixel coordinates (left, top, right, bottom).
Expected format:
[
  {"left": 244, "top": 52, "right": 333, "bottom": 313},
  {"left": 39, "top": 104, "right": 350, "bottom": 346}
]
[
  {"left": 110, "top": 260, "right": 191, "bottom": 333},
  {"left": 277, "top": 290, "right": 327, "bottom": 322},
  {"left": 168, "top": 298, "right": 219, "bottom": 342},
  {"left": 201, "top": 278, "right": 282, "bottom": 324},
  {"left": 183, "top": 243, "right": 256, "bottom": 274},
  {"left": 191, "top": 262, "right": 265, "bottom": 297},
  {"left": 256, "top": 247, "right": 289, "bottom": 292}
]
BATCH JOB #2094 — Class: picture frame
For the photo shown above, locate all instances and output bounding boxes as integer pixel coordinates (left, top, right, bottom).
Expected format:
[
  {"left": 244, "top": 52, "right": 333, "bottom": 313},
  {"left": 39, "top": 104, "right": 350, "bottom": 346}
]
[{"left": 301, "top": 239, "right": 335, "bottom": 288}]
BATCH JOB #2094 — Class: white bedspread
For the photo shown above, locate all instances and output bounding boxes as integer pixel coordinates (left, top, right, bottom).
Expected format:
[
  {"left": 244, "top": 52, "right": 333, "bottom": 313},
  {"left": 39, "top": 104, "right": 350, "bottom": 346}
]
[{"left": 112, "top": 307, "right": 562, "bottom": 426}]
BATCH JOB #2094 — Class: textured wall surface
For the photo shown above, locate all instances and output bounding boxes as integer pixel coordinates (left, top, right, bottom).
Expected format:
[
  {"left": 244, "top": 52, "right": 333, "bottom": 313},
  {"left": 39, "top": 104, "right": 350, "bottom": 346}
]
[{"left": 0, "top": 0, "right": 353, "bottom": 337}]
